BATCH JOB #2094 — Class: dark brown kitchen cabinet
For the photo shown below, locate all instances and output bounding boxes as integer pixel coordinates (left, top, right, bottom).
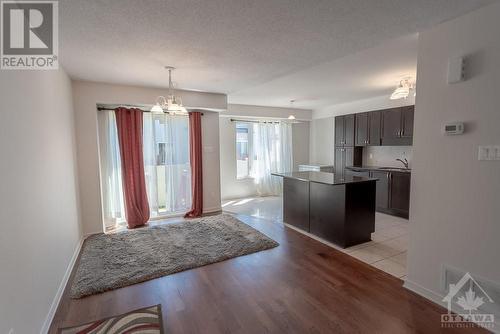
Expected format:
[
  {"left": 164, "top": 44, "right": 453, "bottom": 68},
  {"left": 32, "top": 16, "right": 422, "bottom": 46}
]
[
  {"left": 355, "top": 112, "right": 368, "bottom": 146},
  {"left": 356, "top": 111, "right": 381, "bottom": 146},
  {"left": 334, "top": 148, "right": 344, "bottom": 176},
  {"left": 344, "top": 147, "right": 355, "bottom": 168},
  {"left": 335, "top": 114, "right": 355, "bottom": 147},
  {"left": 334, "top": 147, "right": 361, "bottom": 178},
  {"left": 335, "top": 116, "right": 344, "bottom": 147},
  {"left": 381, "top": 106, "right": 414, "bottom": 146},
  {"left": 389, "top": 172, "right": 411, "bottom": 217},
  {"left": 401, "top": 106, "right": 414, "bottom": 138},
  {"left": 344, "top": 114, "right": 355, "bottom": 146},
  {"left": 369, "top": 111, "right": 382, "bottom": 145},
  {"left": 370, "top": 170, "right": 389, "bottom": 210},
  {"left": 366, "top": 169, "right": 410, "bottom": 218}
]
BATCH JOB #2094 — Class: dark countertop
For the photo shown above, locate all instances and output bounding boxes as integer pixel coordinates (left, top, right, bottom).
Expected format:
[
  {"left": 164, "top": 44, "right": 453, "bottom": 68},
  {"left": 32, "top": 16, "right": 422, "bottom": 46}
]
[
  {"left": 345, "top": 166, "right": 412, "bottom": 173},
  {"left": 272, "top": 171, "right": 378, "bottom": 185}
]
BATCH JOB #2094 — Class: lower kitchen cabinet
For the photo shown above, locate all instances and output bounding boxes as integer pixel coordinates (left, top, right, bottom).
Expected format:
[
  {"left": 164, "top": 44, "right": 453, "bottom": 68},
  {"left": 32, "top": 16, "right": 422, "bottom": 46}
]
[
  {"left": 364, "top": 169, "right": 411, "bottom": 219},
  {"left": 389, "top": 172, "right": 411, "bottom": 217},
  {"left": 370, "top": 170, "right": 390, "bottom": 211}
]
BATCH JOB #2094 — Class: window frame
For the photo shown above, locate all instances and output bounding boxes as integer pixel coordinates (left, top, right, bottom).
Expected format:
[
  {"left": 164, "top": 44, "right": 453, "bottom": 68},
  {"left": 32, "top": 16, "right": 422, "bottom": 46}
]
[{"left": 235, "top": 122, "right": 254, "bottom": 180}]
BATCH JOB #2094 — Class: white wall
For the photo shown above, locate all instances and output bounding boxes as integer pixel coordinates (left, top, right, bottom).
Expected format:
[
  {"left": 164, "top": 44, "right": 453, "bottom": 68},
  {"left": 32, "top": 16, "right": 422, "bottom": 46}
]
[
  {"left": 0, "top": 69, "right": 82, "bottom": 334},
  {"left": 220, "top": 104, "right": 311, "bottom": 200},
  {"left": 309, "top": 117, "right": 335, "bottom": 165},
  {"left": 405, "top": 1, "right": 500, "bottom": 316},
  {"left": 72, "top": 80, "right": 226, "bottom": 235}
]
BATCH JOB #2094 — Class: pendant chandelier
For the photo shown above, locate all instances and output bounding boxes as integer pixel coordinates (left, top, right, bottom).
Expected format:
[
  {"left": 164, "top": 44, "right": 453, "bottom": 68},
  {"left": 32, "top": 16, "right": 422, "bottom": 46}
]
[{"left": 151, "top": 66, "right": 188, "bottom": 115}]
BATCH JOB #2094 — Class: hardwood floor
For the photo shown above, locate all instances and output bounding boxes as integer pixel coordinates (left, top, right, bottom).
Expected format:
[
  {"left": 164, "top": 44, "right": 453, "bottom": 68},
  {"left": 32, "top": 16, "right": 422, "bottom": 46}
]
[{"left": 50, "top": 214, "right": 483, "bottom": 333}]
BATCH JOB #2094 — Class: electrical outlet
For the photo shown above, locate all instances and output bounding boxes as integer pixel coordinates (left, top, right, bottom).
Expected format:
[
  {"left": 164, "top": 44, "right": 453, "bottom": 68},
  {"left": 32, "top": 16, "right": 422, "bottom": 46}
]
[{"left": 495, "top": 146, "right": 500, "bottom": 160}]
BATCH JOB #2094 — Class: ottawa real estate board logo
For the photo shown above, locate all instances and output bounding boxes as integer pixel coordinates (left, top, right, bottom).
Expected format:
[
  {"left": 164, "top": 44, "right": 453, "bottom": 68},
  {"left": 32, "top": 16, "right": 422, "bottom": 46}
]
[
  {"left": 442, "top": 272, "right": 495, "bottom": 329},
  {"left": 1, "top": 0, "right": 58, "bottom": 69}
]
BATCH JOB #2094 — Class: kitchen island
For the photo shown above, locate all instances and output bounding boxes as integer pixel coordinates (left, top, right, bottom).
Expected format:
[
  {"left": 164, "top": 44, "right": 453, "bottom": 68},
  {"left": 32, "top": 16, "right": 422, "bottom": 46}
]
[{"left": 272, "top": 171, "right": 377, "bottom": 248}]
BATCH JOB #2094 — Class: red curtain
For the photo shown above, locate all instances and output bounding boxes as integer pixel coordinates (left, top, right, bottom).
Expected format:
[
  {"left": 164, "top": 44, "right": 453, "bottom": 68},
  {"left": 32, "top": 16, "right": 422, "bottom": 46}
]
[
  {"left": 185, "top": 112, "right": 203, "bottom": 218},
  {"left": 115, "top": 107, "right": 150, "bottom": 228}
]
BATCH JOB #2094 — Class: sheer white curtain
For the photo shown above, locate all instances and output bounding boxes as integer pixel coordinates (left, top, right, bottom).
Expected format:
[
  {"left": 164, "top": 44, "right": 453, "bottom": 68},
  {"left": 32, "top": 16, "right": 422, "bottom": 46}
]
[
  {"left": 98, "top": 110, "right": 192, "bottom": 230},
  {"left": 143, "top": 113, "right": 192, "bottom": 218},
  {"left": 251, "top": 121, "right": 293, "bottom": 196},
  {"left": 98, "top": 110, "right": 126, "bottom": 230}
]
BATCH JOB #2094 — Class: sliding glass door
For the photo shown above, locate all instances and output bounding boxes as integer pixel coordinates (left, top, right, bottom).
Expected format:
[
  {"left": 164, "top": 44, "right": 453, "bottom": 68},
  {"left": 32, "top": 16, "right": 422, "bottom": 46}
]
[
  {"left": 98, "top": 110, "right": 191, "bottom": 231},
  {"left": 143, "top": 113, "right": 191, "bottom": 218}
]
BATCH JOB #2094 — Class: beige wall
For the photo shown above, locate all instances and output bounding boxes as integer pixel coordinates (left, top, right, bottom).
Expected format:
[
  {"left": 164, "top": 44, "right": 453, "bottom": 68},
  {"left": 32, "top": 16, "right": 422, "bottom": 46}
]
[
  {"left": 220, "top": 104, "right": 311, "bottom": 200},
  {"left": 72, "top": 80, "right": 226, "bottom": 235},
  {"left": 0, "top": 69, "right": 82, "bottom": 334},
  {"left": 405, "top": 1, "right": 500, "bottom": 318}
]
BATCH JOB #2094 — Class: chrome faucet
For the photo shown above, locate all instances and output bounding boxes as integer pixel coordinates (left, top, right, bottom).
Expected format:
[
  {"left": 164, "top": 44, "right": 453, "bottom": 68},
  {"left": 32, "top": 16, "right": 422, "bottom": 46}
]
[{"left": 396, "top": 158, "right": 409, "bottom": 169}]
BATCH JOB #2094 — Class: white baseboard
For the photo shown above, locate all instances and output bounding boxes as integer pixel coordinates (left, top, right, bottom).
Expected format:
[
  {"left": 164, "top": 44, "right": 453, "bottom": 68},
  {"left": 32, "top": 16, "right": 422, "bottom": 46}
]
[
  {"left": 204, "top": 206, "right": 222, "bottom": 214},
  {"left": 40, "top": 236, "right": 85, "bottom": 334},
  {"left": 403, "top": 279, "right": 446, "bottom": 307},
  {"left": 404, "top": 279, "right": 499, "bottom": 333},
  {"left": 84, "top": 230, "right": 102, "bottom": 237}
]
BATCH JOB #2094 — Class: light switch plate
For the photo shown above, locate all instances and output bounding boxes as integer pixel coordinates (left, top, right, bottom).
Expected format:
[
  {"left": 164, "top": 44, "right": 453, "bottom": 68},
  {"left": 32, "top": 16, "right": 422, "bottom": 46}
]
[
  {"left": 478, "top": 146, "right": 500, "bottom": 160},
  {"left": 448, "top": 56, "right": 465, "bottom": 84}
]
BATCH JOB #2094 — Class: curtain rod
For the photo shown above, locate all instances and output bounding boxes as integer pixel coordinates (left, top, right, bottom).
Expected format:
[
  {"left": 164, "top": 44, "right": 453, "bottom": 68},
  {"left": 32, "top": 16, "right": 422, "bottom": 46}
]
[
  {"left": 230, "top": 118, "right": 280, "bottom": 124},
  {"left": 97, "top": 106, "right": 203, "bottom": 115}
]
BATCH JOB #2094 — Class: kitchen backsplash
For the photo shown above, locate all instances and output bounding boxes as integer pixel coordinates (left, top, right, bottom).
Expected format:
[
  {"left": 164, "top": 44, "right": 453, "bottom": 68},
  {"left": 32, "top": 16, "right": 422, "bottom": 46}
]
[{"left": 363, "top": 146, "right": 413, "bottom": 168}]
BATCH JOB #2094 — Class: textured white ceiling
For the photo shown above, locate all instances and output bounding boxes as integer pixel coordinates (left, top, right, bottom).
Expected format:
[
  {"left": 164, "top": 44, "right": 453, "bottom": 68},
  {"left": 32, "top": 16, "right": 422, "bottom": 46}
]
[
  {"left": 60, "top": 0, "right": 496, "bottom": 108},
  {"left": 230, "top": 33, "right": 418, "bottom": 109}
]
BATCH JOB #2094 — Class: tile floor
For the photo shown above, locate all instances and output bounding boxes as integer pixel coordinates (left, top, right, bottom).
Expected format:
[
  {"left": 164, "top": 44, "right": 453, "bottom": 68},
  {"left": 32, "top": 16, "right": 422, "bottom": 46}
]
[{"left": 222, "top": 196, "right": 408, "bottom": 279}]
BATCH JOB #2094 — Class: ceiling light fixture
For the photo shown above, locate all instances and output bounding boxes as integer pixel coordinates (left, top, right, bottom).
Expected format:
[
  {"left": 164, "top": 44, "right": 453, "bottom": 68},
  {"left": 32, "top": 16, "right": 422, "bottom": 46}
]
[
  {"left": 151, "top": 66, "right": 188, "bottom": 115},
  {"left": 288, "top": 99, "right": 297, "bottom": 120},
  {"left": 390, "top": 78, "right": 415, "bottom": 100}
]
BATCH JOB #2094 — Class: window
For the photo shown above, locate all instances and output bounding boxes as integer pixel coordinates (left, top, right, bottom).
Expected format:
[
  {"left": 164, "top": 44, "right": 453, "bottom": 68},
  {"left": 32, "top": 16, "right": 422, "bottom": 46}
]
[
  {"left": 236, "top": 122, "right": 253, "bottom": 179},
  {"left": 234, "top": 120, "right": 293, "bottom": 195}
]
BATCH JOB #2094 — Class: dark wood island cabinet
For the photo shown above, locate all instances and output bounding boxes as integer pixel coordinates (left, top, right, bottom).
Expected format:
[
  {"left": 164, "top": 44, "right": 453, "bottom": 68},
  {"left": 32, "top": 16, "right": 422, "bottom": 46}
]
[
  {"left": 273, "top": 171, "right": 377, "bottom": 248},
  {"left": 345, "top": 166, "right": 411, "bottom": 218}
]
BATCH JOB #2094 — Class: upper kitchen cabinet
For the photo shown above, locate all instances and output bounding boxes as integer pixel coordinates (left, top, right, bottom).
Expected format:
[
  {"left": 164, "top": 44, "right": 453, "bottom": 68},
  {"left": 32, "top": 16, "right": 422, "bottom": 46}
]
[
  {"left": 355, "top": 111, "right": 381, "bottom": 146},
  {"left": 355, "top": 112, "right": 368, "bottom": 146},
  {"left": 335, "top": 114, "right": 355, "bottom": 147},
  {"left": 381, "top": 106, "right": 414, "bottom": 146},
  {"left": 401, "top": 106, "right": 414, "bottom": 138},
  {"left": 369, "top": 111, "right": 382, "bottom": 145}
]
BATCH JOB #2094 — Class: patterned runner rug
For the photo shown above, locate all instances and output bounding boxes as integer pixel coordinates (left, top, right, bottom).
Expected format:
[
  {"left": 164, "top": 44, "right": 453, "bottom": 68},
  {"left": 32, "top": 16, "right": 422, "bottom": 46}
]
[{"left": 59, "top": 305, "right": 163, "bottom": 333}]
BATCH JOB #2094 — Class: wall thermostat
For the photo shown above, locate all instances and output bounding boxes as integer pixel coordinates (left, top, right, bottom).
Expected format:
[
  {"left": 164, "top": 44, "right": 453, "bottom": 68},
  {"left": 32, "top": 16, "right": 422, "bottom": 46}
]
[{"left": 444, "top": 122, "right": 464, "bottom": 135}]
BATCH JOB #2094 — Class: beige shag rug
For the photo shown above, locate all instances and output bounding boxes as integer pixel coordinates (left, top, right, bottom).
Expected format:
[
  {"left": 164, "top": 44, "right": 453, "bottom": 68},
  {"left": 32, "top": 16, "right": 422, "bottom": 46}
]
[{"left": 70, "top": 214, "right": 278, "bottom": 298}]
